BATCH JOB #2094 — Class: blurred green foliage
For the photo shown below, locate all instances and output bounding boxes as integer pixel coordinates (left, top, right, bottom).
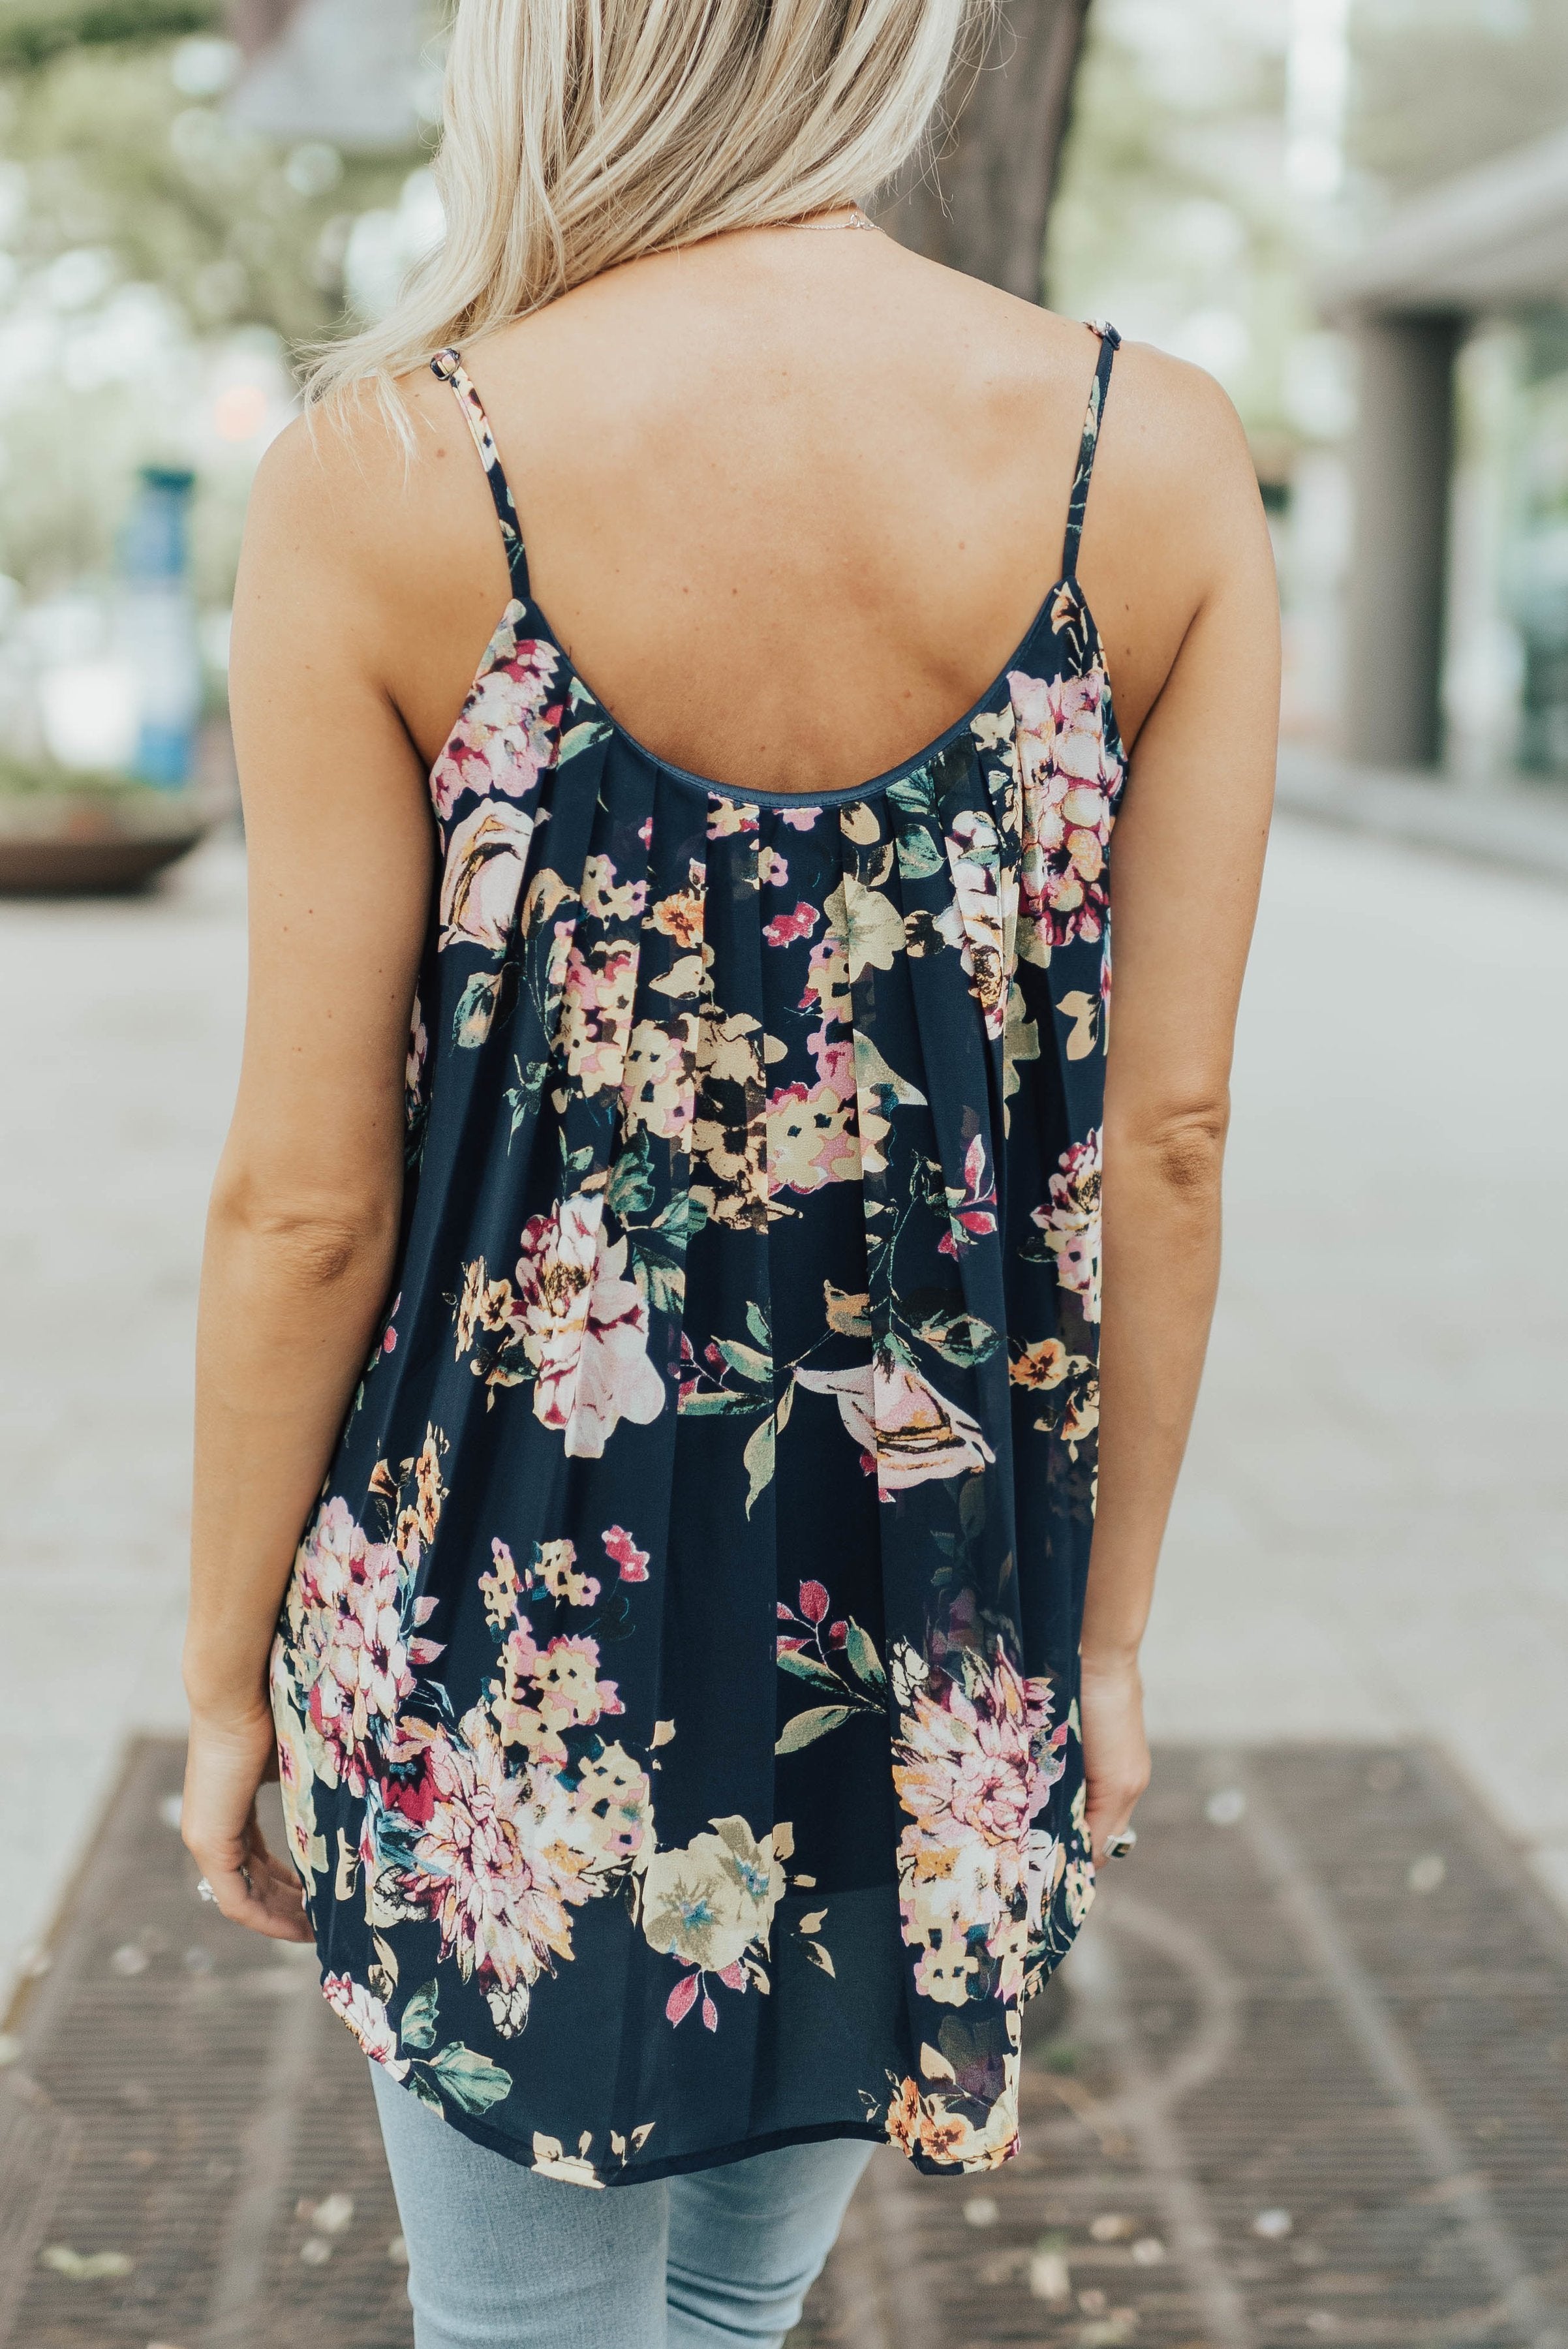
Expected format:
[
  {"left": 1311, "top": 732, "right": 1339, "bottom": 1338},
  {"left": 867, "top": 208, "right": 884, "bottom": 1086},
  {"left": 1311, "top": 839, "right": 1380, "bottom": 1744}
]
[
  {"left": 1047, "top": 5, "right": 1306, "bottom": 461},
  {"left": 0, "top": 1, "right": 221, "bottom": 72},
  {"left": 0, "top": 12, "right": 426, "bottom": 602},
  {"left": 0, "top": 40, "right": 411, "bottom": 346}
]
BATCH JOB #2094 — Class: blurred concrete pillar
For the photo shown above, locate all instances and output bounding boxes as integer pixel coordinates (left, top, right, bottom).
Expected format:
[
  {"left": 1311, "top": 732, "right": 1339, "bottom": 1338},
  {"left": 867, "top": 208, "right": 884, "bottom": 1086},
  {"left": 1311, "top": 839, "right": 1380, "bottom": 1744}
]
[{"left": 1345, "top": 315, "right": 1461, "bottom": 770}]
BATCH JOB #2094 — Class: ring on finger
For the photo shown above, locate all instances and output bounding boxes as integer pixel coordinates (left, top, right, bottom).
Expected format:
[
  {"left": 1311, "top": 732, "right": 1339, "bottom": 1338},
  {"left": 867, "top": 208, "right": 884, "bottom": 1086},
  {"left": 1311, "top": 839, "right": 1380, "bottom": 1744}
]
[
  {"left": 1104, "top": 1829, "right": 1137, "bottom": 1860},
  {"left": 196, "top": 1877, "right": 217, "bottom": 1903}
]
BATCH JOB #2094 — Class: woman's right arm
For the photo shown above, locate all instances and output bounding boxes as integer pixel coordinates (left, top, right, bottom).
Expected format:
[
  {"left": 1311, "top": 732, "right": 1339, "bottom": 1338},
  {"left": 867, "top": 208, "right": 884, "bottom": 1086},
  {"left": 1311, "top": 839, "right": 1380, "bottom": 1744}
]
[
  {"left": 1076, "top": 364, "right": 1281, "bottom": 1861},
  {"left": 181, "top": 412, "right": 437, "bottom": 1938}
]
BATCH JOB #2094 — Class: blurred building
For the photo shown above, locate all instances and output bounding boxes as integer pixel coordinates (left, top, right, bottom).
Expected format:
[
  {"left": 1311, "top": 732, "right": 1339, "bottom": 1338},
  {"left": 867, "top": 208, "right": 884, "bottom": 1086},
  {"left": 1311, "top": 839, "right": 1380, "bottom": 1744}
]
[
  {"left": 227, "top": 0, "right": 427, "bottom": 149},
  {"left": 1328, "top": 129, "right": 1568, "bottom": 785}
]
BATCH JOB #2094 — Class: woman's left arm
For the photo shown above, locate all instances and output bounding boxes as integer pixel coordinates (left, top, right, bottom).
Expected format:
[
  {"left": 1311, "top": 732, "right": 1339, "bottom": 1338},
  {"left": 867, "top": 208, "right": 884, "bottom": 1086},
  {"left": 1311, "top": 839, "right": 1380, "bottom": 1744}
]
[{"left": 180, "top": 414, "right": 436, "bottom": 1939}]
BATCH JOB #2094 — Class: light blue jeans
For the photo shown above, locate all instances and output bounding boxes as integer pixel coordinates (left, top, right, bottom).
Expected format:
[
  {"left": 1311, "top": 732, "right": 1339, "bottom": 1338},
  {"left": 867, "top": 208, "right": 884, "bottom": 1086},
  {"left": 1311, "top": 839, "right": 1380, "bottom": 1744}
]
[{"left": 370, "top": 2064, "right": 875, "bottom": 2348}]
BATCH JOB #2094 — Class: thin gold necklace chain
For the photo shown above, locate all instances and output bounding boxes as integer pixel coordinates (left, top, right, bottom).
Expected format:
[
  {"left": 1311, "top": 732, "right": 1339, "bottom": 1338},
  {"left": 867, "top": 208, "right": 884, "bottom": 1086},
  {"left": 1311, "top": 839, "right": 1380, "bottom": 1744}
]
[{"left": 779, "top": 206, "right": 878, "bottom": 232}]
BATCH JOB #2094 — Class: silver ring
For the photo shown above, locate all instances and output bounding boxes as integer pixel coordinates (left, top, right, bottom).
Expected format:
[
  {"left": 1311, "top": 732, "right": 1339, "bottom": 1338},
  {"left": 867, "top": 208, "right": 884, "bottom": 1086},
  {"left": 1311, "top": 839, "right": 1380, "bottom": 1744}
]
[
  {"left": 196, "top": 1877, "right": 217, "bottom": 1903},
  {"left": 1104, "top": 1830, "right": 1137, "bottom": 1860}
]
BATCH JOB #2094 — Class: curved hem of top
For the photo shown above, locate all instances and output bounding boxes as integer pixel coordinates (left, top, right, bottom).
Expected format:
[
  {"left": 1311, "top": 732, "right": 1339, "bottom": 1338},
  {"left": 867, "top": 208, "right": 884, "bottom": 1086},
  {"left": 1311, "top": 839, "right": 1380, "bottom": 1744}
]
[{"left": 368, "top": 2053, "right": 891, "bottom": 2187}]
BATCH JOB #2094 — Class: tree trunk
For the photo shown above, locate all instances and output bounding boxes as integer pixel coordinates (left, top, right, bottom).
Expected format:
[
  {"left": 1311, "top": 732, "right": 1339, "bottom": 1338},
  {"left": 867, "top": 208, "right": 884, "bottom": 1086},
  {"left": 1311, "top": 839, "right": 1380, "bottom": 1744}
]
[
  {"left": 874, "top": 0, "right": 1093, "bottom": 302},
  {"left": 225, "top": 0, "right": 306, "bottom": 60}
]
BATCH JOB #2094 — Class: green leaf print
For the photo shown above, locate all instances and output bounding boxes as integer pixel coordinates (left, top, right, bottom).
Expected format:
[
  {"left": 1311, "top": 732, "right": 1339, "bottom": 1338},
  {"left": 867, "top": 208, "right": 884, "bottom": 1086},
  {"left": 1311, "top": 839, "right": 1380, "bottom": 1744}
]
[
  {"left": 401, "top": 1980, "right": 439, "bottom": 2051},
  {"left": 427, "top": 2042, "right": 514, "bottom": 2116},
  {"left": 777, "top": 1648, "right": 843, "bottom": 1691},
  {"left": 559, "top": 718, "right": 612, "bottom": 763},
  {"left": 775, "top": 1705, "right": 855, "bottom": 1755},
  {"left": 606, "top": 1128, "right": 656, "bottom": 1217},
  {"left": 717, "top": 1339, "right": 771, "bottom": 1387},
  {"left": 914, "top": 1310, "right": 1002, "bottom": 1367},
  {"left": 652, "top": 1190, "right": 707, "bottom": 1244},
  {"left": 745, "top": 1299, "right": 771, "bottom": 1349},
  {"left": 843, "top": 1622, "right": 887, "bottom": 1691},
  {"left": 628, "top": 1229, "right": 686, "bottom": 1317},
  {"left": 742, "top": 1411, "right": 775, "bottom": 1518},
  {"left": 894, "top": 825, "right": 945, "bottom": 883},
  {"left": 676, "top": 1388, "right": 758, "bottom": 1418},
  {"left": 453, "top": 970, "right": 502, "bottom": 1049}
]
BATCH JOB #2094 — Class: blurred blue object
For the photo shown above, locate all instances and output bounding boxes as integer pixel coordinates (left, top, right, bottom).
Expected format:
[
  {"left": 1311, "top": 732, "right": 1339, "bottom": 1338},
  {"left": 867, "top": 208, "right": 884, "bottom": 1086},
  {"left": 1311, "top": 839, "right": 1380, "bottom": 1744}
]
[{"left": 121, "top": 465, "right": 200, "bottom": 790}]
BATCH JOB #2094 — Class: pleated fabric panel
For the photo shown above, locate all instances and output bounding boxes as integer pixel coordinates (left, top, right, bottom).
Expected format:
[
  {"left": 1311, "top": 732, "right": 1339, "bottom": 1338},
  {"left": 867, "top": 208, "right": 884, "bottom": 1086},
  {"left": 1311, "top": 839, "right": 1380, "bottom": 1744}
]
[{"left": 269, "top": 551, "right": 1119, "bottom": 2192}]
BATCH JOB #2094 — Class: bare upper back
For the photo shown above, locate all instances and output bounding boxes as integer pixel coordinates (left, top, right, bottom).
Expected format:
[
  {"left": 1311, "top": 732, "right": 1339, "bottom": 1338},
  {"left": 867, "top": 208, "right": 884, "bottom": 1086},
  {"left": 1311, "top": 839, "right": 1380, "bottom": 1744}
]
[{"left": 267, "top": 230, "right": 1261, "bottom": 797}]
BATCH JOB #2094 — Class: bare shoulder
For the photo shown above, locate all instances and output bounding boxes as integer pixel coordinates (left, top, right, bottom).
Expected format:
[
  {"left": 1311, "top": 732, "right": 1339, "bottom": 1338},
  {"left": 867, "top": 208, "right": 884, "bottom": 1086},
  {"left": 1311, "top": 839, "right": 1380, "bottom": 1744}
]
[
  {"left": 245, "top": 369, "right": 474, "bottom": 572},
  {"left": 1071, "top": 340, "right": 1274, "bottom": 746},
  {"left": 237, "top": 365, "right": 510, "bottom": 724},
  {"left": 1094, "top": 340, "right": 1265, "bottom": 557}
]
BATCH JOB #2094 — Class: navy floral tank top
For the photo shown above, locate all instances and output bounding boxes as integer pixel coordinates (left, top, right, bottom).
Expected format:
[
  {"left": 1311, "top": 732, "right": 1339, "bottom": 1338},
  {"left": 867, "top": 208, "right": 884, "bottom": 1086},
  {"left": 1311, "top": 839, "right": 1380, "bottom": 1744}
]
[{"left": 269, "top": 324, "right": 1123, "bottom": 2187}]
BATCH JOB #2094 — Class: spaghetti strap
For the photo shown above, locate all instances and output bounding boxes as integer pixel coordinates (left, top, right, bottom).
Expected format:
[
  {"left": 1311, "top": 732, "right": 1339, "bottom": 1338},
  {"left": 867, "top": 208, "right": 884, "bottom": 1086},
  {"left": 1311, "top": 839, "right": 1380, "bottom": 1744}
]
[
  {"left": 1060, "top": 320, "right": 1121, "bottom": 581},
  {"left": 431, "top": 346, "right": 529, "bottom": 598}
]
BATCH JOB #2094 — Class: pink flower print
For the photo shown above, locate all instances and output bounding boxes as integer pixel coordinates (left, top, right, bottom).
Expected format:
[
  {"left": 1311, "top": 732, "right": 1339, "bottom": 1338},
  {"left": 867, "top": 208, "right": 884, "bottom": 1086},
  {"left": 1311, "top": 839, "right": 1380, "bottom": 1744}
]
[
  {"left": 803, "top": 1032, "right": 856, "bottom": 1098},
  {"left": 401, "top": 1712, "right": 591, "bottom": 2034},
  {"left": 511, "top": 1195, "right": 666, "bottom": 1454},
  {"left": 512, "top": 1191, "right": 598, "bottom": 1409},
  {"left": 763, "top": 900, "right": 820, "bottom": 949},
  {"left": 430, "top": 629, "right": 562, "bottom": 819},
  {"left": 1009, "top": 668, "right": 1121, "bottom": 955},
  {"left": 290, "top": 1496, "right": 414, "bottom": 1795},
  {"left": 322, "top": 1974, "right": 408, "bottom": 2079},
  {"left": 777, "top": 805, "right": 821, "bottom": 831},
  {"left": 939, "top": 1133, "right": 999, "bottom": 1257},
  {"left": 795, "top": 1353, "right": 996, "bottom": 1499},
  {"left": 891, "top": 1639, "right": 1069, "bottom": 1968},
  {"left": 1030, "top": 1128, "right": 1101, "bottom": 1323},
  {"left": 758, "top": 847, "right": 790, "bottom": 887},
  {"left": 602, "top": 1525, "right": 650, "bottom": 1582}
]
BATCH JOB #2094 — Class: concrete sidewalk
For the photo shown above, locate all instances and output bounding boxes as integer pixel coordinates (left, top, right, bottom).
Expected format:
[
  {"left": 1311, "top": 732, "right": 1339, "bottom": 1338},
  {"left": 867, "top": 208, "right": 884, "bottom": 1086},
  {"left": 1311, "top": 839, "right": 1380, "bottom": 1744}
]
[
  {"left": 1276, "top": 743, "right": 1568, "bottom": 884},
  {"left": 2, "top": 812, "right": 1565, "bottom": 2017}
]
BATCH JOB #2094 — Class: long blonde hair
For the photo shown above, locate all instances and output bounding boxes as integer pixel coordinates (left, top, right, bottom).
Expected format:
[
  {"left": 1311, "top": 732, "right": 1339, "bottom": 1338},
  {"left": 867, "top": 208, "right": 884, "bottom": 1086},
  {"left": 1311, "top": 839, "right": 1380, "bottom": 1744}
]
[{"left": 305, "top": 0, "right": 984, "bottom": 404}]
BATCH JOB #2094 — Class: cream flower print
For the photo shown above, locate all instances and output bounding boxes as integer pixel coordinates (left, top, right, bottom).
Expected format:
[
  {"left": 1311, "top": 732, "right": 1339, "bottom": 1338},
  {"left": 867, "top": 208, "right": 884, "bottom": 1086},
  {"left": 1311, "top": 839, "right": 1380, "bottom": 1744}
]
[
  {"left": 942, "top": 805, "right": 1014, "bottom": 1037},
  {"left": 643, "top": 1816, "right": 792, "bottom": 2029},
  {"left": 572, "top": 1744, "right": 655, "bottom": 1875},
  {"left": 623, "top": 1015, "right": 699, "bottom": 1141},
  {"left": 797, "top": 1349, "right": 996, "bottom": 1499},
  {"left": 439, "top": 799, "right": 536, "bottom": 955},
  {"left": 559, "top": 939, "right": 638, "bottom": 1096}
]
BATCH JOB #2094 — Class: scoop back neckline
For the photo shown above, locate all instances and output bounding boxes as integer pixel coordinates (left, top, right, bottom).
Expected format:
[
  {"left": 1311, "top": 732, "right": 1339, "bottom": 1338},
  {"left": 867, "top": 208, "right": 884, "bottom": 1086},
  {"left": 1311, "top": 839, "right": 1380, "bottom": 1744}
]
[{"left": 433, "top": 574, "right": 1120, "bottom": 812}]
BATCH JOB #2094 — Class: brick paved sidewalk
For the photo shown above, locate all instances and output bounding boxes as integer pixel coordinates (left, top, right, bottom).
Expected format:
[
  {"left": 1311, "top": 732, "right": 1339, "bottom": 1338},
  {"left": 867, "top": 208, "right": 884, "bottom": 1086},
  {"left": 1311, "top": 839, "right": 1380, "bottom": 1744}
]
[{"left": 5, "top": 1735, "right": 1567, "bottom": 2349}]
